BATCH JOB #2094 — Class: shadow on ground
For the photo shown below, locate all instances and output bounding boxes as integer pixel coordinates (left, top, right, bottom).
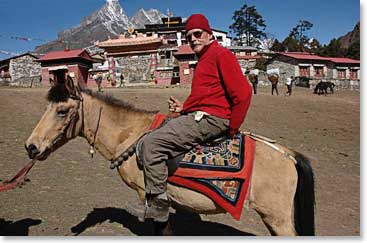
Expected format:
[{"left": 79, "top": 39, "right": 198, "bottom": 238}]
[
  {"left": 70, "top": 207, "right": 254, "bottom": 236},
  {"left": 0, "top": 218, "right": 42, "bottom": 236}
]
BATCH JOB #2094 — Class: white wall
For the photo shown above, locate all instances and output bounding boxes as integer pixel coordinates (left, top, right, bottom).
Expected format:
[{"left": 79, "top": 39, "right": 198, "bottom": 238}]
[{"left": 213, "top": 30, "right": 231, "bottom": 47}]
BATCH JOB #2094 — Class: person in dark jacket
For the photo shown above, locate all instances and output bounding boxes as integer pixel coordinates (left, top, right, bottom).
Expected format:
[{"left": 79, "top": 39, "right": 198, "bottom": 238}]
[{"left": 130, "top": 13, "right": 253, "bottom": 223}]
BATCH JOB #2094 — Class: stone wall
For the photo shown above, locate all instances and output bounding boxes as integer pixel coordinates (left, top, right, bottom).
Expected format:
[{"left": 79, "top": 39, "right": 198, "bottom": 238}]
[
  {"left": 267, "top": 59, "right": 295, "bottom": 83},
  {"left": 238, "top": 59, "right": 256, "bottom": 71},
  {"left": 9, "top": 55, "right": 41, "bottom": 87},
  {"left": 115, "top": 54, "right": 153, "bottom": 83},
  {"left": 309, "top": 79, "right": 360, "bottom": 91}
]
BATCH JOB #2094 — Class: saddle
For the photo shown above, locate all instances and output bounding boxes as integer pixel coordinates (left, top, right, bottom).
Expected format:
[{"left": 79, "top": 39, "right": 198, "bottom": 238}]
[{"left": 135, "top": 113, "right": 256, "bottom": 220}]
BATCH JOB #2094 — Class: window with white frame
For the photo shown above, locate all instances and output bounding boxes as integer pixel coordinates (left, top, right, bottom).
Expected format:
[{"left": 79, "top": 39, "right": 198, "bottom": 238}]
[
  {"left": 299, "top": 66, "right": 310, "bottom": 77},
  {"left": 337, "top": 69, "right": 346, "bottom": 79},
  {"left": 350, "top": 69, "right": 358, "bottom": 80},
  {"left": 314, "top": 66, "right": 324, "bottom": 77}
]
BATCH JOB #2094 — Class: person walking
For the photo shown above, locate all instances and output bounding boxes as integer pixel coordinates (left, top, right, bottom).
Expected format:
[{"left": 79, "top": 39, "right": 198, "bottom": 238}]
[
  {"left": 93, "top": 72, "right": 103, "bottom": 92},
  {"left": 285, "top": 76, "right": 295, "bottom": 96}
]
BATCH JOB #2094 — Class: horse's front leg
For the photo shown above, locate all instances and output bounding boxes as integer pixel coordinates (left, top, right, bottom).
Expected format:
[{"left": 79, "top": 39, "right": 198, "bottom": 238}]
[{"left": 118, "top": 156, "right": 146, "bottom": 200}]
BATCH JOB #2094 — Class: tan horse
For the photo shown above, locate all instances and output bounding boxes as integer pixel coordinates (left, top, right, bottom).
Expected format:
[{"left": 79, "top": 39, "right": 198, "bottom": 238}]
[{"left": 25, "top": 77, "right": 315, "bottom": 236}]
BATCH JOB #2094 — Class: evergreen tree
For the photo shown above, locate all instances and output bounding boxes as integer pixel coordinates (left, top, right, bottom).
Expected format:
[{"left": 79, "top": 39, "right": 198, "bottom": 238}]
[
  {"left": 289, "top": 20, "right": 313, "bottom": 51},
  {"left": 282, "top": 36, "right": 300, "bottom": 52},
  {"left": 270, "top": 38, "right": 285, "bottom": 52},
  {"left": 229, "top": 4, "right": 266, "bottom": 46},
  {"left": 307, "top": 38, "right": 322, "bottom": 54},
  {"left": 346, "top": 41, "right": 360, "bottom": 60},
  {"left": 321, "top": 38, "right": 346, "bottom": 57}
]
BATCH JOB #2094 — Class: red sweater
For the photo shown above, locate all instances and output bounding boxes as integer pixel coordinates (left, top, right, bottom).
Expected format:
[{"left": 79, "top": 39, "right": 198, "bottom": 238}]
[{"left": 183, "top": 41, "right": 252, "bottom": 136}]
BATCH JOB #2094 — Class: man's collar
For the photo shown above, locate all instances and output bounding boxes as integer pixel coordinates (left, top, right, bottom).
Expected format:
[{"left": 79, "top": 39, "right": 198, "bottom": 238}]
[{"left": 197, "top": 40, "right": 217, "bottom": 57}]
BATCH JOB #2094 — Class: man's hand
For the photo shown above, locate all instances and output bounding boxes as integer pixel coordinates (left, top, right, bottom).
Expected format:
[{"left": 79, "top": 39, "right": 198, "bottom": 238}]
[{"left": 168, "top": 96, "right": 183, "bottom": 113}]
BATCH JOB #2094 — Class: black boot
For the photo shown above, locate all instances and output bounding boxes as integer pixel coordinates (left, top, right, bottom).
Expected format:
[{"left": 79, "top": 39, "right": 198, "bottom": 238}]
[{"left": 127, "top": 193, "right": 170, "bottom": 222}]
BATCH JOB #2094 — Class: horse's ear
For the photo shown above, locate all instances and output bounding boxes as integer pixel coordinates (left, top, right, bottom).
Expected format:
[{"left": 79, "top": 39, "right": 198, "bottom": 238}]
[
  {"left": 49, "top": 77, "right": 56, "bottom": 87},
  {"left": 65, "top": 75, "right": 77, "bottom": 97}
]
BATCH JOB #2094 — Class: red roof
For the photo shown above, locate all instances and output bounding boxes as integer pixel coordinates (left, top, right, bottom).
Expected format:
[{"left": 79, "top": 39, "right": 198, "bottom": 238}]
[
  {"left": 174, "top": 45, "right": 195, "bottom": 55},
  {"left": 280, "top": 52, "right": 360, "bottom": 64},
  {"left": 280, "top": 52, "right": 330, "bottom": 61},
  {"left": 38, "top": 49, "right": 94, "bottom": 62},
  {"left": 326, "top": 57, "right": 360, "bottom": 64}
]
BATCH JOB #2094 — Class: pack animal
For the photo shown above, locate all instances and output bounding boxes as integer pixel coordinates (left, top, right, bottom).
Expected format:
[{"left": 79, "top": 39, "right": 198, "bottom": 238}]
[{"left": 314, "top": 81, "right": 335, "bottom": 95}]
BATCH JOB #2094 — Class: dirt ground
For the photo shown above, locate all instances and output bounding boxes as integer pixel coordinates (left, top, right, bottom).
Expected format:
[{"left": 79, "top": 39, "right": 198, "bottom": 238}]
[{"left": 0, "top": 85, "right": 360, "bottom": 236}]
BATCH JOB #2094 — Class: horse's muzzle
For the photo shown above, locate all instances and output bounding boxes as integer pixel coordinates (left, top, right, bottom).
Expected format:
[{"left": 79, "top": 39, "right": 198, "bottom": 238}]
[{"left": 25, "top": 144, "right": 40, "bottom": 159}]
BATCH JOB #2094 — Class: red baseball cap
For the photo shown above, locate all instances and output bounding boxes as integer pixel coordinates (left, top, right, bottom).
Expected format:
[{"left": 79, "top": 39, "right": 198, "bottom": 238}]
[{"left": 185, "top": 14, "right": 212, "bottom": 34}]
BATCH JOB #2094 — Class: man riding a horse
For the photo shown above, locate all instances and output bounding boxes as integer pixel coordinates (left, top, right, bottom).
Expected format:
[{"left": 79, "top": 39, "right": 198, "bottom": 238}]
[
  {"left": 129, "top": 13, "right": 253, "bottom": 223},
  {"left": 24, "top": 15, "right": 315, "bottom": 236}
]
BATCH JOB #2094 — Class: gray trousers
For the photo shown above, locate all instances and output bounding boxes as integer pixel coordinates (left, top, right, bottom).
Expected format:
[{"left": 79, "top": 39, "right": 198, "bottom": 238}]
[{"left": 140, "top": 112, "right": 229, "bottom": 194}]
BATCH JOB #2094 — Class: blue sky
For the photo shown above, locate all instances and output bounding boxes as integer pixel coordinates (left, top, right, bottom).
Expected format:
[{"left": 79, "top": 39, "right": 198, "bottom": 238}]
[{"left": 0, "top": 0, "right": 360, "bottom": 60}]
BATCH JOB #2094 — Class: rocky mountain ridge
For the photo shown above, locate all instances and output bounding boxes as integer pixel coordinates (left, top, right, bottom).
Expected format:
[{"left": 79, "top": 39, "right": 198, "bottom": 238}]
[
  {"left": 35, "top": 0, "right": 166, "bottom": 54},
  {"left": 338, "top": 22, "right": 360, "bottom": 50}
]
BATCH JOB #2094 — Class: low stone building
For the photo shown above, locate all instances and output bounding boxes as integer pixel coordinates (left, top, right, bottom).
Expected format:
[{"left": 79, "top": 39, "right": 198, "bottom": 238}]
[
  {"left": 0, "top": 53, "right": 41, "bottom": 87},
  {"left": 266, "top": 52, "right": 360, "bottom": 89},
  {"left": 37, "top": 49, "right": 94, "bottom": 88},
  {"left": 228, "top": 46, "right": 260, "bottom": 71},
  {"left": 96, "top": 34, "right": 163, "bottom": 85}
]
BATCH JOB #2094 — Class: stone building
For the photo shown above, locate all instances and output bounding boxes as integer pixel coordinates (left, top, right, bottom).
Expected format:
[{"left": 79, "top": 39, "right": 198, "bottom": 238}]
[
  {"left": 0, "top": 53, "right": 41, "bottom": 87},
  {"left": 266, "top": 52, "right": 360, "bottom": 89},
  {"left": 96, "top": 34, "right": 163, "bottom": 85}
]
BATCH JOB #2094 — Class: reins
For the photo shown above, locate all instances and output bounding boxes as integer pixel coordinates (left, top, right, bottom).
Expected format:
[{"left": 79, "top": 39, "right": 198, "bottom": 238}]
[
  {"left": 0, "top": 159, "right": 36, "bottom": 192},
  {"left": 89, "top": 106, "right": 103, "bottom": 158}
]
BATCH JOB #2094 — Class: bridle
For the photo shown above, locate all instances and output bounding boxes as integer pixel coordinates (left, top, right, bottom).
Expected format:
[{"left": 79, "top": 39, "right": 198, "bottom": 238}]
[
  {"left": 44, "top": 88, "right": 85, "bottom": 155},
  {"left": 68, "top": 89, "right": 104, "bottom": 158}
]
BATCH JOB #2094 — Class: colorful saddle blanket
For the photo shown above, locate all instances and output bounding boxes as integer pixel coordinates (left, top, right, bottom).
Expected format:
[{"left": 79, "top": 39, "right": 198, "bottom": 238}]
[{"left": 149, "top": 113, "right": 256, "bottom": 220}]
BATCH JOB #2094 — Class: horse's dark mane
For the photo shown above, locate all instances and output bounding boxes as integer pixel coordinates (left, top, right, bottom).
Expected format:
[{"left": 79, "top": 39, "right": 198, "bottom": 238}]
[
  {"left": 81, "top": 88, "right": 156, "bottom": 113},
  {"left": 47, "top": 84, "right": 156, "bottom": 114}
]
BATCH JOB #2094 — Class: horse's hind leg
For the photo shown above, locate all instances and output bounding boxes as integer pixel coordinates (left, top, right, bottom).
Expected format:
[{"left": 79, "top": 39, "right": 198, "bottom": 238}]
[
  {"left": 250, "top": 185, "right": 296, "bottom": 235},
  {"left": 253, "top": 203, "right": 296, "bottom": 236},
  {"left": 249, "top": 146, "right": 298, "bottom": 236}
]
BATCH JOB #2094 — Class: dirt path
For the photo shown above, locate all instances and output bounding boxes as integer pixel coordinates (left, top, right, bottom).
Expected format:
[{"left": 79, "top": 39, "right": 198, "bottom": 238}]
[{"left": 0, "top": 86, "right": 360, "bottom": 236}]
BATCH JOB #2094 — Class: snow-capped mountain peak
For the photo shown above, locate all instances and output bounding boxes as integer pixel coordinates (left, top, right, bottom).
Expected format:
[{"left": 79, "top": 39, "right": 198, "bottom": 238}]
[{"left": 35, "top": 0, "right": 165, "bottom": 53}]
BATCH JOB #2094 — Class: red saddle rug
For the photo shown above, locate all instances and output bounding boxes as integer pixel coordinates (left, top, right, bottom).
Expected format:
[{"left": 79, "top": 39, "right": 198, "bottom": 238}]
[{"left": 150, "top": 113, "right": 256, "bottom": 220}]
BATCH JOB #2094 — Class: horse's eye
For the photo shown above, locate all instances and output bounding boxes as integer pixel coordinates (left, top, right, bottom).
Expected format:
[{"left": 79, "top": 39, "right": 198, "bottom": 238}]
[{"left": 57, "top": 109, "right": 69, "bottom": 117}]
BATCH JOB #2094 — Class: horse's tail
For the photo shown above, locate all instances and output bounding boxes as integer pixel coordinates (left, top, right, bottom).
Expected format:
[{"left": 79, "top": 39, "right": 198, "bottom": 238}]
[{"left": 293, "top": 152, "right": 315, "bottom": 236}]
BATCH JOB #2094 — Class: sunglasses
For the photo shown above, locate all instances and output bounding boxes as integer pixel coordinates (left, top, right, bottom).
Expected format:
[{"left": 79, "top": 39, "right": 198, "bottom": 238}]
[{"left": 186, "top": 31, "right": 204, "bottom": 41}]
